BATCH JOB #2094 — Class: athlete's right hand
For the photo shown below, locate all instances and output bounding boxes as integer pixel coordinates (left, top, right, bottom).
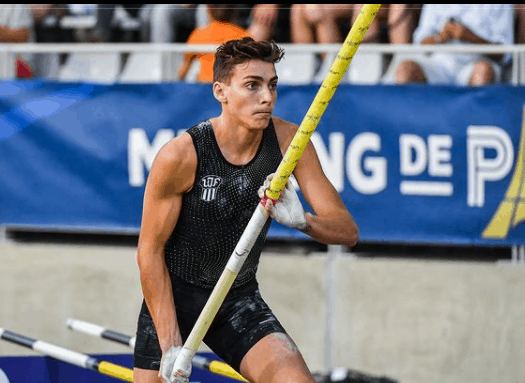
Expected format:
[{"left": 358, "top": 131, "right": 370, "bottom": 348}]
[
  {"left": 258, "top": 173, "right": 307, "bottom": 230},
  {"left": 159, "top": 346, "right": 191, "bottom": 383}
]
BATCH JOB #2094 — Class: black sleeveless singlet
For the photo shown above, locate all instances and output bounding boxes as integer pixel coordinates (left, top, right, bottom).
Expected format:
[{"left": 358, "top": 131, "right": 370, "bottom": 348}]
[{"left": 164, "top": 119, "right": 283, "bottom": 289}]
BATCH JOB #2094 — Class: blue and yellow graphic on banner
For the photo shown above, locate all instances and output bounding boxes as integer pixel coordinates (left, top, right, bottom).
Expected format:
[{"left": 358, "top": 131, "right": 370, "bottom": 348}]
[{"left": 482, "top": 106, "right": 525, "bottom": 240}]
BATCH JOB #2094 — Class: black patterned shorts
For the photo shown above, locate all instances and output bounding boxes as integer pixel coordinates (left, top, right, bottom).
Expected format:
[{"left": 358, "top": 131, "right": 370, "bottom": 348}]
[{"left": 133, "top": 275, "right": 287, "bottom": 373}]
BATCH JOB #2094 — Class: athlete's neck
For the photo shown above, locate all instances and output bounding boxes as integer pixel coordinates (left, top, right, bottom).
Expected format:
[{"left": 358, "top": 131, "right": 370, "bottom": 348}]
[{"left": 210, "top": 115, "right": 265, "bottom": 166}]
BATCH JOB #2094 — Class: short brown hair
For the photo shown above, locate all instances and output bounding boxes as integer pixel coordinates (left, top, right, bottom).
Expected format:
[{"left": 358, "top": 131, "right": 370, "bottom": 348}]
[{"left": 213, "top": 37, "right": 284, "bottom": 83}]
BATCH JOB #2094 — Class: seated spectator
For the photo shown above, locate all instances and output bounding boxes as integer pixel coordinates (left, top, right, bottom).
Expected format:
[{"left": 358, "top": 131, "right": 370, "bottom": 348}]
[
  {"left": 390, "top": 4, "right": 514, "bottom": 86},
  {"left": 356, "top": 4, "right": 420, "bottom": 44},
  {"left": 89, "top": 4, "right": 149, "bottom": 43},
  {"left": 150, "top": 4, "right": 198, "bottom": 43},
  {"left": 30, "top": 4, "right": 67, "bottom": 79},
  {"left": 245, "top": 4, "right": 280, "bottom": 42},
  {"left": 516, "top": 4, "right": 525, "bottom": 44},
  {"left": 195, "top": 4, "right": 283, "bottom": 42},
  {"left": 178, "top": 4, "right": 250, "bottom": 83},
  {"left": 31, "top": 4, "right": 67, "bottom": 43},
  {"left": 290, "top": 4, "right": 418, "bottom": 77},
  {"left": 64, "top": 4, "right": 98, "bottom": 43},
  {"left": 290, "top": 4, "right": 354, "bottom": 45},
  {"left": 290, "top": 4, "right": 417, "bottom": 44},
  {"left": 0, "top": 4, "right": 35, "bottom": 79}
]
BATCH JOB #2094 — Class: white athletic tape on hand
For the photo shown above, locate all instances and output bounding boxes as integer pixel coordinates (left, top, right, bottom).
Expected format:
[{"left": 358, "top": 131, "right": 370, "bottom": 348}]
[
  {"left": 170, "top": 346, "right": 194, "bottom": 383},
  {"left": 258, "top": 173, "right": 306, "bottom": 230}
]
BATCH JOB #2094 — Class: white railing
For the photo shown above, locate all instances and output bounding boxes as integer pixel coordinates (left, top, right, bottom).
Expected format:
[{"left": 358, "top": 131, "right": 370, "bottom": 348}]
[
  {"left": 0, "top": 42, "right": 522, "bottom": 54},
  {"left": 0, "top": 43, "right": 523, "bottom": 84}
]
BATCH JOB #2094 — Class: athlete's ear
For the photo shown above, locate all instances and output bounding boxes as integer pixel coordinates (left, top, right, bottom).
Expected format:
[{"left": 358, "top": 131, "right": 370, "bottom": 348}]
[{"left": 213, "top": 81, "right": 227, "bottom": 104}]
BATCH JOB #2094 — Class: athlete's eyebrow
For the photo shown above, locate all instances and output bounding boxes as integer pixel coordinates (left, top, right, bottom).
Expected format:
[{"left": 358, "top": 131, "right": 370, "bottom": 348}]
[{"left": 242, "top": 75, "right": 279, "bottom": 82}]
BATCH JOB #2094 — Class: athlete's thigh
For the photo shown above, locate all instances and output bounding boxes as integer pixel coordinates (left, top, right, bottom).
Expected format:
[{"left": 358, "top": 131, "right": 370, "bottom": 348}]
[
  {"left": 239, "top": 332, "right": 316, "bottom": 383},
  {"left": 204, "top": 284, "right": 287, "bottom": 373}
]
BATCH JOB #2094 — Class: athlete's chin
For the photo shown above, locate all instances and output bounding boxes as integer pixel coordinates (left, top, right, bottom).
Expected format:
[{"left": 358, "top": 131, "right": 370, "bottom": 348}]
[{"left": 250, "top": 113, "right": 272, "bottom": 128}]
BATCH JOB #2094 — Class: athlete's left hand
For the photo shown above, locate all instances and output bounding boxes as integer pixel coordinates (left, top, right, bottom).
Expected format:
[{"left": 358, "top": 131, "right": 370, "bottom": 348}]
[
  {"left": 258, "top": 173, "right": 307, "bottom": 230},
  {"left": 159, "top": 346, "right": 191, "bottom": 383}
]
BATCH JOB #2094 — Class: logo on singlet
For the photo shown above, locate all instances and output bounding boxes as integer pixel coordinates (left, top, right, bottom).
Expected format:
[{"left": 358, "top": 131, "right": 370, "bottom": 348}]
[{"left": 201, "top": 175, "right": 222, "bottom": 201}]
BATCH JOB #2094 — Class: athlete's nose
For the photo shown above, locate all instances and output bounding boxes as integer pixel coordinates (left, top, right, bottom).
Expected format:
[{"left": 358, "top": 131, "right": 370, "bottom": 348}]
[{"left": 260, "top": 85, "right": 272, "bottom": 104}]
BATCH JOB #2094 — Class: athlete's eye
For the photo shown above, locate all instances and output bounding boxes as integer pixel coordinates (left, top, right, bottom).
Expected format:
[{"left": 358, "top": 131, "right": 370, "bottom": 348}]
[
  {"left": 269, "top": 83, "right": 277, "bottom": 91},
  {"left": 246, "top": 82, "right": 257, "bottom": 89}
]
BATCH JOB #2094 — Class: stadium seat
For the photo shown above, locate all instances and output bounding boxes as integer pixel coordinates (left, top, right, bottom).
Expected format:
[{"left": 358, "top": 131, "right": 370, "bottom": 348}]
[
  {"left": 275, "top": 52, "right": 315, "bottom": 84},
  {"left": 58, "top": 53, "right": 120, "bottom": 83},
  {"left": 118, "top": 52, "right": 163, "bottom": 83},
  {"left": 347, "top": 51, "right": 383, "bottom": 84}
]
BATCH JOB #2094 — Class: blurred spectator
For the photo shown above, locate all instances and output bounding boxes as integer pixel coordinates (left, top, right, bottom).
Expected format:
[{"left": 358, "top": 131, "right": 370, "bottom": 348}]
[
  {"left": 389, "top": 4, "right": 514, "bottom": 86},
  {"left": 0, "top": 4, "right": 35, "bottom": 79},
  {"left": 245, "top": 4, "right": 280, "bottom": 42},
  {"left": 290, "top": 4, "right": 354, "bottom": 44},
  {"left": 68, "top": 4, "right": 96, "bottom": 15},
  {"left": 197, "top": 4, "right": 284, "bottom": 42},
  {"left": 290, "top": 4, "right": 418, "bottom": 76},
  {"left": 29, "top": 4, "right": 66, "bottom": 79},
  {"left": 356, "top": 4, "right": 420, "bottom": 44},
  {"left": 90, "top": 4, "right": 150, "bottom": 43},
  {"left": 178, "top": 4, "right": 250, "bottom": 83},
  {"left": 150, "top": 4, "right": 198, "bottom": 43},
  {"left": 30, "top": 4, "right": 67, "bottom": 42},
  {"left": 516, "top": 4, "right": 525, "bottom": 43},
  {"left": 290, "top": 4, "right": 417, "bottom": 44},
  {"left": 63, "top": 4, "right": 98, "bottom": 43}
]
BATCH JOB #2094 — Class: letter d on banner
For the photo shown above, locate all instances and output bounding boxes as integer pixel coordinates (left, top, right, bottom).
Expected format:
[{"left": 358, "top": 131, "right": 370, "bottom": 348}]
[{"left": 467, "top": 126, "right": 514, "bottom": 207}]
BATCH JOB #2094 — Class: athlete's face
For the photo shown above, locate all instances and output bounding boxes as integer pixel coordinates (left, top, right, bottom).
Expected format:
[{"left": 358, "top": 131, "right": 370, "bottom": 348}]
[{"left": 215, "top": 59, "right": 278, "bottom": 130}]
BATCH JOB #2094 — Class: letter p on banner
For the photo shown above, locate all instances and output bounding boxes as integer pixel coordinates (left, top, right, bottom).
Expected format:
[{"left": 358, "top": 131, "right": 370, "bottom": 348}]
[{"left": 467, "top": 126, "right": 514, "bottom": 208}]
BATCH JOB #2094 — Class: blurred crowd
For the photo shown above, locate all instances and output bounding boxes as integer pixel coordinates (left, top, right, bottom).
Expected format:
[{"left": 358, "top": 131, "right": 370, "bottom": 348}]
[{"left": 1, "top": 4, "right": 522, "bottom": 84}]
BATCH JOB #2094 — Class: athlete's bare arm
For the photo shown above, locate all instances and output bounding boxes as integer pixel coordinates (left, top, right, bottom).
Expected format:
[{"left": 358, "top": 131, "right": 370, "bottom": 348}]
[
  {"left": 273, "top": 117, "right": 358, "bottom": 246},
  {"left": 136, "top": 133, "right": 197, "bottom": 353}
]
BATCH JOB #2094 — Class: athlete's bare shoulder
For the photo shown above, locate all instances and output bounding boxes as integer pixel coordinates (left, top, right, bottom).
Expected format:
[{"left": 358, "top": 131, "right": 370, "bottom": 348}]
[
  {"left": 272, "top": 116, "right": 299, "bottom": 153},
  {"left": 150, "top": 132, "right": 197, "bottom": 194}
]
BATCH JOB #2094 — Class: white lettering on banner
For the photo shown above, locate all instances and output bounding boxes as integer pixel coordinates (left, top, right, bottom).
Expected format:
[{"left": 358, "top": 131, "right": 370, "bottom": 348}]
[
  {"left": 399, "top": 181, "right": 453, "bottom": 196},
  {"left": 128, "top": 128, "right": 175, "bottom": 187},
  {"left": 467, "top": 126, "right": 514, "bottom": 207},
  {"left": 125, "top": 127, "right": 516, "bottom": 209},
  {"left": 399, "top": 134, "right": 453, "bottom": 196},
  {"left": 311, "top": 132, "right": 345, "bottom": 192},
  {"left": 346, "top": 132, "right": 387, "bottom": 194},
  {"left": 428, "top": 135, "right": 453, "bottom": 177}
]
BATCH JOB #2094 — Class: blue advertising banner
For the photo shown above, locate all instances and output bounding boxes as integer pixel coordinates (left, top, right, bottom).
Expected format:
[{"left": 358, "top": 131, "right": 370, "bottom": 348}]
[{"left": 0, "top": 81, "right": 524, "bottom": 246}]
